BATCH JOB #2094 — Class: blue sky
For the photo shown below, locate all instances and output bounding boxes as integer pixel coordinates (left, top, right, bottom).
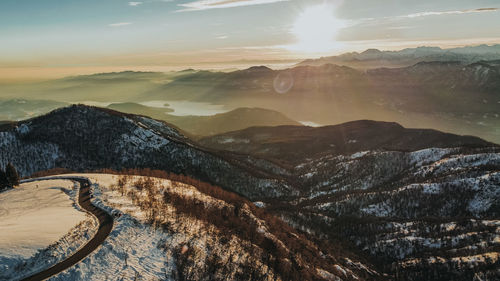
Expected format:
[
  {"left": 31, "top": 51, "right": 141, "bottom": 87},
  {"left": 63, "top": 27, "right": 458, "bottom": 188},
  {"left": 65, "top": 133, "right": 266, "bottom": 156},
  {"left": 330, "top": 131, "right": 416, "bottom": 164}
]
[{"left": 1, "top": 0, "right": 499, "bottom": 76}]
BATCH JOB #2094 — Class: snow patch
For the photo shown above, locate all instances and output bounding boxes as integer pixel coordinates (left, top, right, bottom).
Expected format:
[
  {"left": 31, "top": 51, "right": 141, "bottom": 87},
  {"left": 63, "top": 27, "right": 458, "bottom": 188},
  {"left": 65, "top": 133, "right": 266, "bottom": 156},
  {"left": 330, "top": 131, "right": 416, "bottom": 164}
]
[
  {"left": 16, "top": 123, "right": 30, "bottom": 135},
  {"left": 253, "top": 201, "right": 266, "bottom": 208},
  {"left": 350, "top": 151, "right": 369, "bottom": 159},
  {"left": 0, "top": 180, "right": 88, "bottom": 258},
  {"left": 361, "top": 201, "right": 393, "bottom": 217},
  {"left": 120, "top": 127, "right": 169, "bottom": 150}
]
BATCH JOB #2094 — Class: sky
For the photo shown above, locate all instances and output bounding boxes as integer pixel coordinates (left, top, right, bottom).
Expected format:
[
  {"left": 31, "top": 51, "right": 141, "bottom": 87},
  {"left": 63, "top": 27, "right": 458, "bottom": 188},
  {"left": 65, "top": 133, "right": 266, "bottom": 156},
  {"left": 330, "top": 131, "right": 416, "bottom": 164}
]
[{"left": 1, "top": 0, "right": 499, "bottom": 79}]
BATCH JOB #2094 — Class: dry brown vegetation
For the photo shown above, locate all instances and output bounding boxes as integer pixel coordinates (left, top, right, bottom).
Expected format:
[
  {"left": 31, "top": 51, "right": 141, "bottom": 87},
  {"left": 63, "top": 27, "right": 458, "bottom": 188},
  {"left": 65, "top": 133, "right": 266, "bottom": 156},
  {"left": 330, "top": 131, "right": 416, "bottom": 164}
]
[
  {"left": 106, "top": 169, "right": 339, "bottom": 281},
  {"left": 26, "top": 167, "right": 374, "bottom": 280}
]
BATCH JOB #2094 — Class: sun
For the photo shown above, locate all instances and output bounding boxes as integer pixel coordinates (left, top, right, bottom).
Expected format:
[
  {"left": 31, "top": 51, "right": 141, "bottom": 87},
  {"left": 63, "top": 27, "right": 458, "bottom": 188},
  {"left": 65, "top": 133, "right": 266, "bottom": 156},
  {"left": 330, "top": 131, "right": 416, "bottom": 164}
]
[{"left": 290, "top": 4, "right": 345, "bottom": 54}]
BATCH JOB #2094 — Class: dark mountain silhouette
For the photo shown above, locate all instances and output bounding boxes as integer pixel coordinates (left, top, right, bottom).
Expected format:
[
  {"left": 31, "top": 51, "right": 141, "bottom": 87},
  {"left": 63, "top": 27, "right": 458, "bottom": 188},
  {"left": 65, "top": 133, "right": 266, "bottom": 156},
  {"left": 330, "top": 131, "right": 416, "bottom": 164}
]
[
  {"left": 107, "top": 103, "right": 301, "bottom": 137},
  {"left": 200, "top": 120, "right": 494, "bottom": 164}
]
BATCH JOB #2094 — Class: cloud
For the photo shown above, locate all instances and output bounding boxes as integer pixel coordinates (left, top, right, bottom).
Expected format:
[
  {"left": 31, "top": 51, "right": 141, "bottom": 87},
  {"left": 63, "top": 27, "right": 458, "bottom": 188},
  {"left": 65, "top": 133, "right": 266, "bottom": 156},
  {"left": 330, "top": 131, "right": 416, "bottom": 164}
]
[
  {"left": 216, "top": 35, "right": 228, "bottom": 39},
  {"left": 353, "top": 7, "right": 498, "bottom": 28},
  {"left": 386, "top": 26, "right": 414, "bottom": 30},
  {"left": 109, "top": 22, "right": 133, "bottom": 27},
  {"left": 128, "top": 2, "right": 143, "bottom": 6},
  {"left": 177, "top": 0, "right": 289, "bottom": 12},
  {"left": 403, "top": 7, "right": 498, "bottom": 18}
]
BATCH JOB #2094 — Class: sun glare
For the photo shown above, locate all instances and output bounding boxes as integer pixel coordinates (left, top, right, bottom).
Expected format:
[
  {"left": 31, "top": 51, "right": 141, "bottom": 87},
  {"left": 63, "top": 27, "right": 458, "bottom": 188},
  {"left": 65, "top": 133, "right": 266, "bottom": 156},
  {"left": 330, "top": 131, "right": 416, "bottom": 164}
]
[{"left": 290, "top": 4, "right": 345, "bottom": 54}]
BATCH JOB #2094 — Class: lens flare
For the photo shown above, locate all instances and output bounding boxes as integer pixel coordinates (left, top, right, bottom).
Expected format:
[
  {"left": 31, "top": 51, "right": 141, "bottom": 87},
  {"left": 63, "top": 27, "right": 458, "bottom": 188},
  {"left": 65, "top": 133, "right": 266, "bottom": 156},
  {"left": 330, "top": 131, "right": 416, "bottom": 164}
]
[{"left": 273, "top": 72, "right": 294, "bottom": 94}]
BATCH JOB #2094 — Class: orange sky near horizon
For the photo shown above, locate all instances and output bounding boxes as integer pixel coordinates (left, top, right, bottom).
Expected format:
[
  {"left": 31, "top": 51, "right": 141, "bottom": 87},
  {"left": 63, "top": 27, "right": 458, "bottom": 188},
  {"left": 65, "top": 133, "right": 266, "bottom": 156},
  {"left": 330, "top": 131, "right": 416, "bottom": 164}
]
[{"left": 1, "top": 0, "right": 500, "bottom": 81}]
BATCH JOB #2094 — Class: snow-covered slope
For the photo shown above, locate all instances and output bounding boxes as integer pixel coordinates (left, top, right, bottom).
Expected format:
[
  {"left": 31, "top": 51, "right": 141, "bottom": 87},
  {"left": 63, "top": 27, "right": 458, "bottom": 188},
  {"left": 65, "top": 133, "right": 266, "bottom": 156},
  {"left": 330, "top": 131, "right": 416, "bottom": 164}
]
[
  {"left": 0, "top": 180, "right": 87, "bottom": 258},
  {"left": 273, "top": 147, "right": 500, "bottom": 281},
  {"left": 39, "top": 174, "right": 376, "bottom": 281},
  {"left": 0, "top": 180, "right": 96, "bottom": 281},
  {"left": 0, "top": 105, "right": 293, "bottom": 199},
  {"left": 1, "top": 105, "right": 499, "bottom": 281},
  {"left": 202, "top": 124, "right": 500, "bottom": 281}
]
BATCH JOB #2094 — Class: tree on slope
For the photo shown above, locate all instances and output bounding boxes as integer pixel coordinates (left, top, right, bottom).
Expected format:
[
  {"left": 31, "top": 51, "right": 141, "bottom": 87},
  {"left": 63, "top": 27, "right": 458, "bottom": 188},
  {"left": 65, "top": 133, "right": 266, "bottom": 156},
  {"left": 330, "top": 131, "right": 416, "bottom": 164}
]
[
  {"left": 0, "top": 168, "right": 8, "bottom": 190},
  {"left": 5, "top": 163, "right": 19, "bottom": 187}
]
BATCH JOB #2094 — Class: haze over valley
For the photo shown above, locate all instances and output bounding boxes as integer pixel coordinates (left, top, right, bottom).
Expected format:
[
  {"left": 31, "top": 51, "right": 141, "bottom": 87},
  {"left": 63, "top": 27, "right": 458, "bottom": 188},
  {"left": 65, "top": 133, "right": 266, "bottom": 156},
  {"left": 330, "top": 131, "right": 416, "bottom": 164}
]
[
  {"left": 1, "top": 0, "right": 499, "bottom": 280},
  {"left": 2, "top": 44, "right": 500, "bottom": 141}
]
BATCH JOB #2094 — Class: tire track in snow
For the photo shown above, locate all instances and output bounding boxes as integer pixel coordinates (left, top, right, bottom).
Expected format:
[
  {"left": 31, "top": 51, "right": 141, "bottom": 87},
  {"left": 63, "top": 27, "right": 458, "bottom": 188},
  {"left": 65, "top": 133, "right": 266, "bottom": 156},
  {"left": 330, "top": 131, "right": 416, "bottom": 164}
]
[{"left": 21, "top": 177, "right": 113, "bottom": 281}]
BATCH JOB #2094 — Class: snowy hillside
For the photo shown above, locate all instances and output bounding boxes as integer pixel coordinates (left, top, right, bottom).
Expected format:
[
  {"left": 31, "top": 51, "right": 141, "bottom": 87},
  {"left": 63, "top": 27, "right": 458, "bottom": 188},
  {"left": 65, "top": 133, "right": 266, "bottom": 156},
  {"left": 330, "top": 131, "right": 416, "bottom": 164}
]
[
  {"left": 0, "top": 105, "right": 293, "bottom": 199},
  {"left": 202, "top": 124, "right": 500, "bottom": 280},
  {"left": 30, "top": 174, "right": 376, "bottom": 281},
  {"left": 1, "top": 106, "right": 499, "bottom": 280},
  {"left": 271, "top": 147, "right": 500, "bottom": 280},
  {"left": 0, "top": 180, "right": 96, "bottom": 281}
]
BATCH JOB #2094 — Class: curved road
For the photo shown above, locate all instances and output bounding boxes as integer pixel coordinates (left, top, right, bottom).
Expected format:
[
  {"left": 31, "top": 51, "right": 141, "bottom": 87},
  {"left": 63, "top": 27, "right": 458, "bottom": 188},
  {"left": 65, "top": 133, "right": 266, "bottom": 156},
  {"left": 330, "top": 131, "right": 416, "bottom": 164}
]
[{"left": 21, "top": 178, "right": 114, "bottom": 281}]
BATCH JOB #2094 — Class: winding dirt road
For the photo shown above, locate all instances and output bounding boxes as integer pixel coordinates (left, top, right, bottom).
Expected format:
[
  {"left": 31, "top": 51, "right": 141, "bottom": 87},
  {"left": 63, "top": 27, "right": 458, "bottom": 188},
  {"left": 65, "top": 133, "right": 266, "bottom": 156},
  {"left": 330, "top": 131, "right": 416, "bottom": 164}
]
[{"left": 21, "top": 178, "right": 113, "bottom": 281}]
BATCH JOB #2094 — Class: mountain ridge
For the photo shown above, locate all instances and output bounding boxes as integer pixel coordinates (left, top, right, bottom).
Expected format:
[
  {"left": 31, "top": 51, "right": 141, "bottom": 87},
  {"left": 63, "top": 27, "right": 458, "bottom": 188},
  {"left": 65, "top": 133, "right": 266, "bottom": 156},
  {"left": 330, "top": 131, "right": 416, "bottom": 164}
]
[
  {"left": 298, "top": 44, "right": 500, "bottom": 68},
  {"left": 0, "top": 105, "right": 499, "bottom": 280},
  {"left": 106, "top": 103, "right": 301, "bottom": 137},
  {"left": 2, "top": 57, "right": 499, "bottom": 143},
  {"left": 200, "top": 119, "right": 496, "bottom": 164}
]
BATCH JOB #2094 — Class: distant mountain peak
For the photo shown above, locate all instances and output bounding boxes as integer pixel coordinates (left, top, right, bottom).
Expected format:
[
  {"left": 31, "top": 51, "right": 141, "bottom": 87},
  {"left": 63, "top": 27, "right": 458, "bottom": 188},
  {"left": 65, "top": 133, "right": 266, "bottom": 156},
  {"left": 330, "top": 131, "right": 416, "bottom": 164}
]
[
  {"left": 244, "top": 65, "right": 273, "bottom": 72},
  {"left": 361, "top": 48, "right": 382, "bottom": 54},
  {"left": 297, "top": 44, "right": 500, "bottom": 67},
  {"left": 411, "top": 60, "right": 463, "bottom": 67}
]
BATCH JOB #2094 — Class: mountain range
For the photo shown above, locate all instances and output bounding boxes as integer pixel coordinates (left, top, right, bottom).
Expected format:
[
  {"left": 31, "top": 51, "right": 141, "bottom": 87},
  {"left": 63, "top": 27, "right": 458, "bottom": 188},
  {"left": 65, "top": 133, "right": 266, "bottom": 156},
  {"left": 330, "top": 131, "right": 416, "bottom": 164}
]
[
  {"left": 298, "top": 44, "right": 500, "bottom": 68},
  {"left": 2, "top": 45, "right": 500, "bottom": 143},
  {"left": 0, "top": 99, "right": 301, "bottom": 137},
  {"left": 0, "top": 105, "right": 498, "bottom": 280},
  {"left": 149, "top": 60, "right": 500, "bottom": 143}
]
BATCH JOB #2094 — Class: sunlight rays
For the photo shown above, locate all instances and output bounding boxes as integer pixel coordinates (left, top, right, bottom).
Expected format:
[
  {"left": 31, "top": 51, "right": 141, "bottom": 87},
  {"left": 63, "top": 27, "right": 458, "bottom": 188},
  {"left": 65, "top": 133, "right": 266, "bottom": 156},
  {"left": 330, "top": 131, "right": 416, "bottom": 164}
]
[{"left": 288, "top": 3, "right": 346, "bottom": 54}]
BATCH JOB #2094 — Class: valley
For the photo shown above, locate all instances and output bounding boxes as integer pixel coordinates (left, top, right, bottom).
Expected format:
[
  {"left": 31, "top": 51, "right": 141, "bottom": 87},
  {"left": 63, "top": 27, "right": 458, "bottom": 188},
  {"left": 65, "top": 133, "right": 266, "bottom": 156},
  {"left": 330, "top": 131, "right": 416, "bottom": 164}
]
[
  {"left": 1, "top": 50, "right": 499, "bottom": 143},
  {"left": 2, "top": 1, "right": 499, "bottom": 280}
]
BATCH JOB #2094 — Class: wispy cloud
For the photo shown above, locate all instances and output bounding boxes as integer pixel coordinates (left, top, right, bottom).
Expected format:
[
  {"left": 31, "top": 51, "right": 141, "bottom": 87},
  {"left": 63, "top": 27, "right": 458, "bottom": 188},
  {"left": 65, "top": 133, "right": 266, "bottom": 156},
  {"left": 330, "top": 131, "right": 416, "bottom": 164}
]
[
  {"left": 387, "top": 25, "right": 414, "bottom": 30},
  {"left": 353, "top": 7, "right": 498, "bottom": 28},
  {"left": 177, "top": 0, "right": 289, "bottom": 12},
  {"left": 403, "top": 7, "right": 498, "bottom": 18},
  {"left": 109, "top": 22, "right": 133, "bottom": 27},
  {"left": 128, "top": 2, "right": 143, "bottom": 6},
  {"left": 216, "top": 35, "right": 228, "bottom": 39}
]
